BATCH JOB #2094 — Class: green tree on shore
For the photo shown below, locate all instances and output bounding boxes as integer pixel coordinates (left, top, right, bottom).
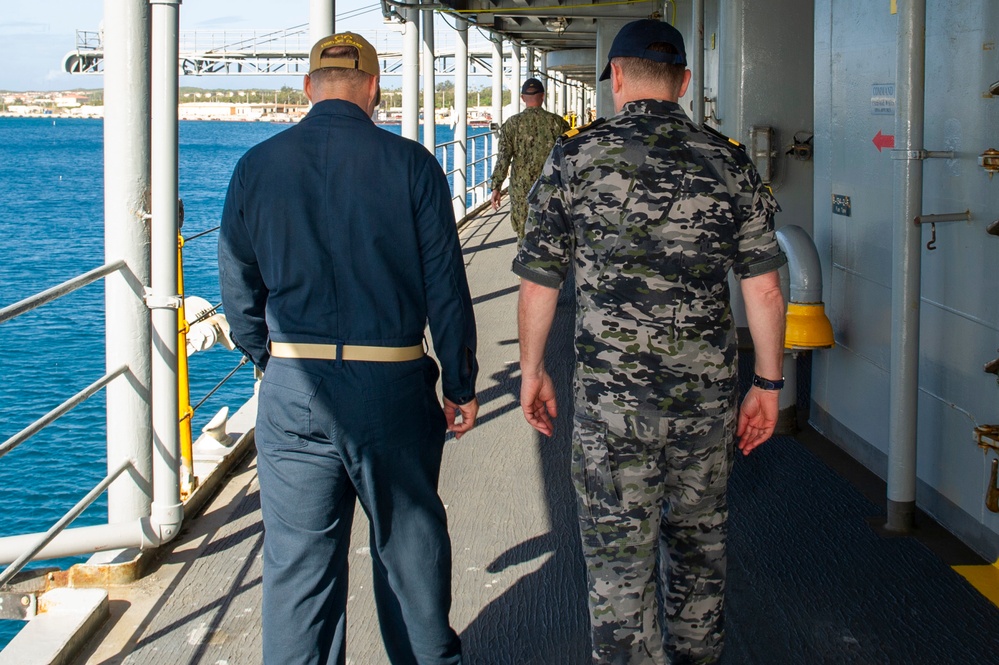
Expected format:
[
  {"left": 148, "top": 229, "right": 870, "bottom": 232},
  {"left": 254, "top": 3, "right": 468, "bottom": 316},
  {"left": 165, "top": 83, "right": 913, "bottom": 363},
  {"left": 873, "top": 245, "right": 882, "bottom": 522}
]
[{"left": 382, "top": 84, "right": 509, "bottom": 109}]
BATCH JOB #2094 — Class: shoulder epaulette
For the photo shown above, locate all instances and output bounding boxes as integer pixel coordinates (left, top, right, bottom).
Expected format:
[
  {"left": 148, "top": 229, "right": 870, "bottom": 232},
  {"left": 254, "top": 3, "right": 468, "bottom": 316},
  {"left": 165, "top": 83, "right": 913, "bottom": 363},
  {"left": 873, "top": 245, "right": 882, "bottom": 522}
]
[
  {"left": 702, "top": 123, "right": 744, "bottom": 151},
  {"left": 563, "top": 117, "right": 605, "bottom": 140}
]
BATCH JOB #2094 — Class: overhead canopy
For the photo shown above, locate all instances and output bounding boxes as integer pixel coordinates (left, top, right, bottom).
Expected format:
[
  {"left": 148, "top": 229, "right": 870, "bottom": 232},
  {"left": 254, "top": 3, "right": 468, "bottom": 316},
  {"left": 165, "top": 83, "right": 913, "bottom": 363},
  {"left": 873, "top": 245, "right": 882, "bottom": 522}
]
[{"left": 380, "top": 0, "right": 667, "bottom": 84}]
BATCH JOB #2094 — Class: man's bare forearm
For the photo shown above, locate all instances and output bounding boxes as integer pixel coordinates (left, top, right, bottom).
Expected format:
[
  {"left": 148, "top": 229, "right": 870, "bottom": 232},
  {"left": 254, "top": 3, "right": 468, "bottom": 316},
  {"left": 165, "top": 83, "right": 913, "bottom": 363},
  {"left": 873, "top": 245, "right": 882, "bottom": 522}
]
[
  {"left": 517, "top": 279, "right": 560, "bottom": 377},
  {"left": 740, "top": 270, "right": 786, "bottom": 380}
]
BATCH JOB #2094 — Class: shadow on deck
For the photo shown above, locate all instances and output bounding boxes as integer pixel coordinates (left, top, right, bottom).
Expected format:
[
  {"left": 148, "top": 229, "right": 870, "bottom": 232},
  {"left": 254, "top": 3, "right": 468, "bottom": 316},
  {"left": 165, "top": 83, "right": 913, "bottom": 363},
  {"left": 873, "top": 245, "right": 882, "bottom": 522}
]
[{"left": 75, "top": 203, "right": 999, "bottom": 665}]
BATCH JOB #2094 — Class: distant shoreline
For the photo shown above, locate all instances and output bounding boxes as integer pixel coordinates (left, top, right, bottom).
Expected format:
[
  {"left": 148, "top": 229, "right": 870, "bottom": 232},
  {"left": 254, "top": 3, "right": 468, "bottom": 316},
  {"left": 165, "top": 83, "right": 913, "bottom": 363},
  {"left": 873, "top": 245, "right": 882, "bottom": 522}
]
[
  {"left": 0, "top": 109, "right": 495, "bottom": 126},
  {"left": 0, "top": 112, "right": 295, "bottom": 123},
  {"left": 0, "top": 112, "right": 285, "bottom": 122},
  {"left": 0, "top": 112, "right": 495, "bottom": 130}
]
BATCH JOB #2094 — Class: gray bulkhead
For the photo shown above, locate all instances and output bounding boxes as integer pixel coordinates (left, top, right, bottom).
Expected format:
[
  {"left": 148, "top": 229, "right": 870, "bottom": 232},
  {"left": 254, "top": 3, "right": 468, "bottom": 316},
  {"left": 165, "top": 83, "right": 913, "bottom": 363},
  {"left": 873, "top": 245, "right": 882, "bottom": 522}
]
[
  {"left": 812, "top": 0, "right": 999, "bottom": 559},
  {"left": 677, "top": 0, "right": 999, "bottom": 559}
]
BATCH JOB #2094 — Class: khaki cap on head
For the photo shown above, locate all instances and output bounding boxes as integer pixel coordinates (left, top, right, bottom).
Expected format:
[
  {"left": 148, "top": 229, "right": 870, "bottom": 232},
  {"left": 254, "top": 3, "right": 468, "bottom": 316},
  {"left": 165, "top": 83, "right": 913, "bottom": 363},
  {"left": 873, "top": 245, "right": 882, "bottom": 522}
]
[{"left": 309, "top": 32, "right": 379, "bottom": 76}]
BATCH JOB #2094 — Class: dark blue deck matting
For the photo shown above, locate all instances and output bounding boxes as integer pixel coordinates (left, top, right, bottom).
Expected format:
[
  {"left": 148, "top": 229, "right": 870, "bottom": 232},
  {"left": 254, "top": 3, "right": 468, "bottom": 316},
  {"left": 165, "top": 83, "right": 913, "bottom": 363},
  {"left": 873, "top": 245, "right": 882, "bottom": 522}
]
[
  {"left": 509, "top": 277, "right": 999, "bottom": 664},
  {"left": 725, "top": 432, "right": 999, "bottom": 664}
]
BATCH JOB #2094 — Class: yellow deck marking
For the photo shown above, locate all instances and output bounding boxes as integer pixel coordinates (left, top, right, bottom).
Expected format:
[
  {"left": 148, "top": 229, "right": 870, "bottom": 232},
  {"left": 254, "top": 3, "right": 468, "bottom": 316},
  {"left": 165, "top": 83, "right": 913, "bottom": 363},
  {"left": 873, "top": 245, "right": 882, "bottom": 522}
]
[{"left": 953, "top": 559, "right": 999, "bottom": 608}]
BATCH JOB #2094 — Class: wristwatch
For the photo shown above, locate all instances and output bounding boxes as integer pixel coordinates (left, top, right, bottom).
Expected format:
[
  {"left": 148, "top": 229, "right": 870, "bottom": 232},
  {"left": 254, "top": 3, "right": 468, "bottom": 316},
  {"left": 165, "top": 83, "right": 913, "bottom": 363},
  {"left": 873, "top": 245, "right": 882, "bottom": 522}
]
[{"left": 752, "top": 374, "right": 785, "bottom": 391}]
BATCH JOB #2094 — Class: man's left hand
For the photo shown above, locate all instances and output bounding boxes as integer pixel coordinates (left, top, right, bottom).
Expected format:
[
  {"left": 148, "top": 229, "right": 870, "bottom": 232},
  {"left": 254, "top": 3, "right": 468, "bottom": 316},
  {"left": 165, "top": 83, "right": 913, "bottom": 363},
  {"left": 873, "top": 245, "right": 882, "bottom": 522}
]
[
  {"left": 490, "top": 189, "right": 502, "bottom": 211},
  {"left": 736, "top": 387, "right": 779, "bottom": 454},
  {"left": 443, "top": 397, "right": 479, "bottom": 439}
]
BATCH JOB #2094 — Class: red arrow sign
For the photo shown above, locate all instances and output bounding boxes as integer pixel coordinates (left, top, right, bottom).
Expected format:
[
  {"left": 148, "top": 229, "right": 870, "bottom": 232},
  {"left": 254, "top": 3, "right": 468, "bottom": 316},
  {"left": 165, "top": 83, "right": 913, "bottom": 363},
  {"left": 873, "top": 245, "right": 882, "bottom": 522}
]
[{"left": 873, "top": 130, "right": 895, "bottom": 152}]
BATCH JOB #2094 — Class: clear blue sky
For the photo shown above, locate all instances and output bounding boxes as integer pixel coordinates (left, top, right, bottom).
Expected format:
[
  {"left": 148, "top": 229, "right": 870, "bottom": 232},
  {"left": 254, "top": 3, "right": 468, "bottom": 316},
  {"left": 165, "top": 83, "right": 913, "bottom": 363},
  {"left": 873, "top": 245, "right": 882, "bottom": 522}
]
[{"left": 1, "top": 0, "right": 386, "bottom": 92}]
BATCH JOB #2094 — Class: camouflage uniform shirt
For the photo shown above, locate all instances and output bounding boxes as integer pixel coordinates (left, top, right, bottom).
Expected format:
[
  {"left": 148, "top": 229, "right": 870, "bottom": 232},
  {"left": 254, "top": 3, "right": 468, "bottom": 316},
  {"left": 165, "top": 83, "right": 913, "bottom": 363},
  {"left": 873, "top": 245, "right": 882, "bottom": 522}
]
[
  {"left": 490, "top": 106, "right": 570, "bottom": 238},
  {"left": 512, "top": 99, "right": 786, "bottom": 418}
]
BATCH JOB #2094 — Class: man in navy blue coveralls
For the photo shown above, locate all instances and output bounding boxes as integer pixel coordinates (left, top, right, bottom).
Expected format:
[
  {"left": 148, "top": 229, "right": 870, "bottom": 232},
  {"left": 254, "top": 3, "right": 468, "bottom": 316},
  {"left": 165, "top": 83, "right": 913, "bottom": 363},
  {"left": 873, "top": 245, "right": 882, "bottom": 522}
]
[{"left": 219, "top": 32, "right": 479, "bottom": 665}]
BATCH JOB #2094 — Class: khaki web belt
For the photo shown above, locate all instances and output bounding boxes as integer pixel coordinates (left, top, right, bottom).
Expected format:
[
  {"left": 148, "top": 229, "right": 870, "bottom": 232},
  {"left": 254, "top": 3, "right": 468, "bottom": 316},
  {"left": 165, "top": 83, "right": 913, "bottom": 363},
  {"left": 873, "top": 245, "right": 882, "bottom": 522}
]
[{"left": 270, "top": 341, "right": 424, "bottom": 362}]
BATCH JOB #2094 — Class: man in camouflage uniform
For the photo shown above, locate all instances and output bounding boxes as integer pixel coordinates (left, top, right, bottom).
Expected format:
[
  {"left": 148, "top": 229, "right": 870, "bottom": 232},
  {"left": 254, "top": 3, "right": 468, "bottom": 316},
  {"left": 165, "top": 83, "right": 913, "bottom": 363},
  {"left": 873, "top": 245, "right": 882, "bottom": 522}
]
[
  {"left": 513, "top": 20, "right": 787, "bottom": 665},
  {"left": 490, "top": 78, "right": 570, "bottom": 242}
]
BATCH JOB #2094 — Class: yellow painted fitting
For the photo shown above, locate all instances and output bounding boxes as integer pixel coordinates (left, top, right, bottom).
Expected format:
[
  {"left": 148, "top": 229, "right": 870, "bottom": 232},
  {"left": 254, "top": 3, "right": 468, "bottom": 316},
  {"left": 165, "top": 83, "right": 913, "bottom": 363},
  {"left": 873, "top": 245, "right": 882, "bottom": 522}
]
[
  {"left": 785, "top": 302, "right": 834, "bottom": 350},
  {"left": 953, "top": 559, "right": 999, "bottom": 609},
  {"left": 177, "top": 235, "right": 195, "bottom": 494}
]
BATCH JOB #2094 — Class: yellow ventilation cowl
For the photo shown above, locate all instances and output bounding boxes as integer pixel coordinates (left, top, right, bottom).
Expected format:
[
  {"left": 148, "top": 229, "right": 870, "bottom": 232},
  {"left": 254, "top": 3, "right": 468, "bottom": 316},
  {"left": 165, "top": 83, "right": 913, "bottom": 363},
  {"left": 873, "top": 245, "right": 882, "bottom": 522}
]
[{"left": 785, "top": 302, "right": 834, "bottom": 350}]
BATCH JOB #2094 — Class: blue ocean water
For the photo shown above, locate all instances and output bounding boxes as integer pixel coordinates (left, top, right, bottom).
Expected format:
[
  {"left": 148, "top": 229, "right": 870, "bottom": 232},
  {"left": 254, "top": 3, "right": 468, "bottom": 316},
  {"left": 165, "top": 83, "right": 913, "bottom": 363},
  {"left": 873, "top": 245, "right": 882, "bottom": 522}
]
[{"left": 0, "top": 115, "right": 493, "bottom": 650}]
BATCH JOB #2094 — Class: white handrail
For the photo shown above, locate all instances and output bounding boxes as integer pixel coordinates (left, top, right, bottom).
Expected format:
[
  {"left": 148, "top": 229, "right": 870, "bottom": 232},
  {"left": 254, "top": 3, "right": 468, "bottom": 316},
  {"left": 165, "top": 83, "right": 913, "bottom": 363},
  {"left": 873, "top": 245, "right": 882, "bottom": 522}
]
[
  {"left": 0, "top": 457, "right": 136, "bottom": 586},
  {"left": 0, "top": 365, "right": 129, "bottom": 460},
  {"left": 434, "top": 129, "right": 497, "bottom": 214},
  {"left": 0, "top": 260, "right": 125, "bottom": 325}
]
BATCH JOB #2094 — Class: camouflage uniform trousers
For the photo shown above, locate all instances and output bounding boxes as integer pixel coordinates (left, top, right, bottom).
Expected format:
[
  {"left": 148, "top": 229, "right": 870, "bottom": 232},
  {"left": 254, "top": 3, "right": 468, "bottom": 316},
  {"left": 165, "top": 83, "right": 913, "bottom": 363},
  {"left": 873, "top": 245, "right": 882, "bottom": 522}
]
[
  {"left": 571, "top": 403, "right": 737, "bottom": 665},
  {"left": 507, "top": 177, "right": 532, "bottom": 241}
]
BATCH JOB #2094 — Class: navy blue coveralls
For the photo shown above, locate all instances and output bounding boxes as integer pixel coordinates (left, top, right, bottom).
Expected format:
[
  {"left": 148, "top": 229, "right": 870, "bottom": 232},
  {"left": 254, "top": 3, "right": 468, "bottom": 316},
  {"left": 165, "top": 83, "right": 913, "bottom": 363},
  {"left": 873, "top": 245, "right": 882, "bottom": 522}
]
[{"left": 219, "top": 99, "right": 478, "bottom": 665}]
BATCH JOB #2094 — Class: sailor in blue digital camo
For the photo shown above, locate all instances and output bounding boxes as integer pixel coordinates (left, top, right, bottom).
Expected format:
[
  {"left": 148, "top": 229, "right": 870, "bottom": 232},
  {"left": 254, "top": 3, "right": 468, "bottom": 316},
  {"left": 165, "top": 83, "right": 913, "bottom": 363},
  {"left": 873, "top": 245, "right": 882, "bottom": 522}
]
[
  {"left": 490, "top": 78, "right": 570, "bottom": 241},
  {"left": 513, "top": 19, "right": 787, "bottom": 665}
]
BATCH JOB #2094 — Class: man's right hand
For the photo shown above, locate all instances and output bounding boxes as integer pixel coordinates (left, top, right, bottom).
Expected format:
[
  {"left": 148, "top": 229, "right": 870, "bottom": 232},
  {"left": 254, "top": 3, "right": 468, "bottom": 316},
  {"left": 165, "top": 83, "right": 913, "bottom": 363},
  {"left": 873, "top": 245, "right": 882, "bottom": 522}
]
[
  {"left": 736, "top": 387, "right": 779, "bottom": 455},
  {"left": 520, "top": 370, "right": 557, "bottom": 437},
  {"left": 490, "top": 189, "right": 502, "bottom": 211}
]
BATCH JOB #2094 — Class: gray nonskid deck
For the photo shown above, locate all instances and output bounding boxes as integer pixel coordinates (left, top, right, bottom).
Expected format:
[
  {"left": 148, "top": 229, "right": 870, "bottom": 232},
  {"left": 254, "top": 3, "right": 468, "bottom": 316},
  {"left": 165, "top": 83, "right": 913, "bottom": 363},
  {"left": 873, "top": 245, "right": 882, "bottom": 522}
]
[{"left": 75, "top": 202, "right": 999, "bottom": 665}]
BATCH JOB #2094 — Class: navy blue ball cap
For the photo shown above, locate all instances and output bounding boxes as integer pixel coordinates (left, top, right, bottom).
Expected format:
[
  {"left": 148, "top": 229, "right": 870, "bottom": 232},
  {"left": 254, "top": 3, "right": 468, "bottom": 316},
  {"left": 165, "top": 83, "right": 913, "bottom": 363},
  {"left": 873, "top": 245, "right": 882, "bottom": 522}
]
[
  {"left": 598, "top": 19, "right": 687, "bottom": 81},
  {"left": 521, "top": 78, "right": 545, "bottom": 94}
]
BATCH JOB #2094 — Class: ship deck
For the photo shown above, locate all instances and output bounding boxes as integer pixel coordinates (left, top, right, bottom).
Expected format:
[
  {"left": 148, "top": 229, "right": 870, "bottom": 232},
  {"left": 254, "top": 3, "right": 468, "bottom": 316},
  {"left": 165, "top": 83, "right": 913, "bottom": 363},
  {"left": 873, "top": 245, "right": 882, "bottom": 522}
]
[{"left": 72, "top": 202, "right": 999, "bottom": 665}]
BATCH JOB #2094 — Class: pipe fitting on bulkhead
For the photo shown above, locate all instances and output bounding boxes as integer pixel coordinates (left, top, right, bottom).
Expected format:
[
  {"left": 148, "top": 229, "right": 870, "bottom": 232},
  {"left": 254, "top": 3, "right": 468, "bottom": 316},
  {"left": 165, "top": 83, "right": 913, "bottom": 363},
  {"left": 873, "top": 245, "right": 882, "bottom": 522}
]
[
  {"left": 775, "top": 225, "right": 835, "bottom": 350},
  {"left": 980, "top": 149, "right": 999, "bottom": 178}
]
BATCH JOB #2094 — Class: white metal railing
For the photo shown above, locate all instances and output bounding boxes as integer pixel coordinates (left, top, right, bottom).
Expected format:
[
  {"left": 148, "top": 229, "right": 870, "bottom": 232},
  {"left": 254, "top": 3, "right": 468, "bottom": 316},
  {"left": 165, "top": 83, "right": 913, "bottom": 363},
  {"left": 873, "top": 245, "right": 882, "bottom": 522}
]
[
  {"left": 0, "top": 365, "right": 128, "bottom": 460},
  {"left": 71, "top": 24, "right": 502, "bottom": 77},
  {"left": 182, "top": 25, "right": 309, "bottom": 55},
  {"left": 77, "top": 23, "right": 499, "bottom": 58},
  {"left": 0, "top": 260, "right": 124, "bottom": 325},
  {"left": 0, "top": 458, "right": 135, "bottom": 587},
  {"left": 0, "top": 233, "right": 250, "bottom": 587},
  {"left": 0, "top": 264, "right": 132, "bottom": 585},
  {"left": 74, "top": 29, "right": 103, "bottom": 52},
  {"left": 466, "top": 131, "right": 499, "bottom": 210},
  {"left": 63, "top": 24, "right": 508, "bottom": 78},
  {"left": 435, "top": 129, "right": 498, "bottom": 220}
]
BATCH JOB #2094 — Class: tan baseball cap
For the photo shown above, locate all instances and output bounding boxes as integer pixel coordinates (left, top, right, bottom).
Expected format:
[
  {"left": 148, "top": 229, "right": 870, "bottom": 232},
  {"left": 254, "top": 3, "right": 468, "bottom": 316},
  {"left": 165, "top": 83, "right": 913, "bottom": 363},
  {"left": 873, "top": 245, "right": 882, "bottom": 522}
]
[{"left": 309, "top": 32, "right": 379, "bottom": 76}]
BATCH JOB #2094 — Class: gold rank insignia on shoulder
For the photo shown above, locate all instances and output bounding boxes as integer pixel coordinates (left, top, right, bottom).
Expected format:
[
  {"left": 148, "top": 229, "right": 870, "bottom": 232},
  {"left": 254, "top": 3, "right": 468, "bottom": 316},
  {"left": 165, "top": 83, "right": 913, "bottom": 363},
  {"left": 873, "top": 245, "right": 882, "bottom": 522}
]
[
  {"left": 702, "top": 123, "right": 744, "bottom": 150},
  {"left": 563, "top": 117, "right": 605, "bottom": 139}
]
